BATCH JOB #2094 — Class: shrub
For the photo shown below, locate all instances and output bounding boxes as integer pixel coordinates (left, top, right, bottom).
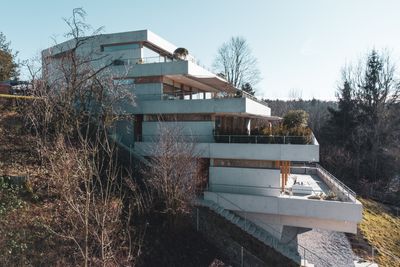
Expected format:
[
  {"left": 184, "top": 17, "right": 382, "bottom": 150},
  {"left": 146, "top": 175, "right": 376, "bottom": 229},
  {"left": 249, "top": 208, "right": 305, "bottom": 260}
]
[
  {"left": 283, "top": 110, "right": 309, "bottom": 129},
  {"left": 323, "top": 191, "right": 338, "bottom": 201}
]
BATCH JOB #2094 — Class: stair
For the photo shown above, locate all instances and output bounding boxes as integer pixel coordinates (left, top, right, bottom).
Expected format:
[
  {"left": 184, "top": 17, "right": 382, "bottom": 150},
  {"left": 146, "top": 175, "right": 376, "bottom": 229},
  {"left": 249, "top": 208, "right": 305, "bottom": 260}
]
[{"left": 198, "top": 199, "right": 305, "bottom": 265}]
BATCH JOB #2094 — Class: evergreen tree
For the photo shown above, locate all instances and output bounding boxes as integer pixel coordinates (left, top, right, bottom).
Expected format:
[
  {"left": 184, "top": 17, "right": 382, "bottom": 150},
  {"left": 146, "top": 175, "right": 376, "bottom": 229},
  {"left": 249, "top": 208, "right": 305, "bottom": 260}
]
[
  {"left": 321, "top": 49, "right": 400, "bottom": 187},
  {"left": 241, "top": 82, "right": 256, "bottom": 95},
  {"left": 324, "top": 80, "right": 357, "bottom": 146},
  {"left": 0, "top": 32, "right": 18, "bottom": 81}
]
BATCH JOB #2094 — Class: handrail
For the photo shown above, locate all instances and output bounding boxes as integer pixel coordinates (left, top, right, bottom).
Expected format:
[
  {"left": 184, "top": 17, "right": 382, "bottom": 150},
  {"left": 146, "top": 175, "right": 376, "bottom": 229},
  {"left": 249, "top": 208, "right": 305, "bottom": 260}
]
[
  {"left": 210, "top": 191, "right": 332, "bottom": 266},
  {"left": 214, "top": 134, "right": 313, "bottom": 145},
  {"left": 112, "top": 57, "right": 269, "bottom": 107},
  {"left": 135, "top": 92, "right": 269, "bottom": 106},
  {"left": 314, "top": 164, "right": 357, "bottom": 202},
  {"left": 120, "top": 55, "right": 197, "bottom": 65},
  {"left": 138, "top": 134, "right": 314, "bottom": 145}
]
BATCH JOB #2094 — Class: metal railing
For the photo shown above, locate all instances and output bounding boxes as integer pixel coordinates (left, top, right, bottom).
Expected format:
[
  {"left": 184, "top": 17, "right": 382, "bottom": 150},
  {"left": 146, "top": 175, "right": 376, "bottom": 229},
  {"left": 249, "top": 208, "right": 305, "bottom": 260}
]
[
  {"left": 135, "top": 91, "right": 270, "bottom": 106},
  {"left": 214, "top": 134, "right": 313, "bottom": 145},
  {"left": 313, "top": 164, "right": 357, "bottom": 202},
  {"left": 138, "top": 134, "right": 314, "bottom": 145},
  {"left": 111, "top": 56, "right": 269, "bottom": 107},
  {"left": 136, "top": 93, "right": 212, "bottom": 101},
  {"left": 115, "top": 55, "right": 197, "bottom": 65},
  {"left": 209, "top": 191, "right": 332, "bottom": 266}
]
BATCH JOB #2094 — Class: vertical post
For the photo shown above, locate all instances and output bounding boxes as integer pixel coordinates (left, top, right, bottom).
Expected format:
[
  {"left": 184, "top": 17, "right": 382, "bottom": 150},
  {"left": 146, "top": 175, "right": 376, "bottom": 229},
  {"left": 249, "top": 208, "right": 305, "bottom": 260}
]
[
  {"left": 129, "top": 145, "right": 132, "bottom": 164},
  {"left": 283, "top": 136, "right": 286, "bottom": 144},
  {"left": 241, "top": 246, "right": 244, "bottom": 267},
  {"left": 196, "top": 208, "right": 199, "bottom": 231},
  {"left": 229, "top": 135, "right": 231, "bottom": 143},
  {"left": 244, "top": 211, "right": 247, "bottom": 230},
  {"left": 372, "top": 246, "right": 375, "bottom": 263}
]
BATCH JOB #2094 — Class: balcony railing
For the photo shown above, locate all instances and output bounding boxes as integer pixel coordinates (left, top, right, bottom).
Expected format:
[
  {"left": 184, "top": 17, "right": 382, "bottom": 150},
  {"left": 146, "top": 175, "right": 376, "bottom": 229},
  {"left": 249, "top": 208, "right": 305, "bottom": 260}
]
[
  {"left": 315, "top": 164, "right": 357, "bottom": 202},
  {"left": 112, "top": 56, "right": 268, "bottom": 106},
  {"left": 214, "top": 134, "right": 313, "bottom": 145},
  {"left": 291, "top": 164, "right": 357, "bottom": 203},
  {"left": 113, "top": 55, "right": 197, "bottom": 66},
  {"left": 136, "top": 92, "right": 270, "bottom": 107}
]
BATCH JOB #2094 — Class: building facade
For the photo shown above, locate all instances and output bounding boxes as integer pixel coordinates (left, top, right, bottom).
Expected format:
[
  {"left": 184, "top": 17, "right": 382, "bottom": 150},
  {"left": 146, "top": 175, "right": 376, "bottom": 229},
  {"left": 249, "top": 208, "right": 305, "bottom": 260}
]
[{"left": 43, "top": 29, "right": 362, "bottom": 265}]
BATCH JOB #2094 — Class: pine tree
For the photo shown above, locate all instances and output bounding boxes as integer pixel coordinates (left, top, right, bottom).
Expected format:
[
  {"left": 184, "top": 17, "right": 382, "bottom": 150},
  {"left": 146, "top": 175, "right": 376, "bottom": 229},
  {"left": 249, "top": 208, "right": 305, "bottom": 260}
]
[
  {"left": 0, "top": 32, "right": 18, "bottom": 81},
  {"left": 241, "top": 82, "right": 255, "bottom": 95}
]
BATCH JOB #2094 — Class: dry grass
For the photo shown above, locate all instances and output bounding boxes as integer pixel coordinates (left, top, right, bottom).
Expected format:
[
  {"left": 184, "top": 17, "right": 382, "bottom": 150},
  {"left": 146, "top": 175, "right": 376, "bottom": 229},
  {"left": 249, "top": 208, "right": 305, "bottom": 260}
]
[{"left": 358, "top": 198, "right": 400, "bottom": 266}]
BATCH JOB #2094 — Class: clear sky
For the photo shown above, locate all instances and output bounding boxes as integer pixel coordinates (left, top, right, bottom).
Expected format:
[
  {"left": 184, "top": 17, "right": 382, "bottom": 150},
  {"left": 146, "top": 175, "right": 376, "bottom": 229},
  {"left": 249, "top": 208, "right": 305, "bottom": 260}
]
[{"left": 1, "top": 0, "right": 400, "bottom": 100}]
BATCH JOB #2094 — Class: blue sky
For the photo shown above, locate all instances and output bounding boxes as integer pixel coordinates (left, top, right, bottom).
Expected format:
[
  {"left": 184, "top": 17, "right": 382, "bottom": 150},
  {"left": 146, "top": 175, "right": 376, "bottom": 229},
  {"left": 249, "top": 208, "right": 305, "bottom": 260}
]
[{"left": 1, "top": 0, "right": 400, "bottom": 100}]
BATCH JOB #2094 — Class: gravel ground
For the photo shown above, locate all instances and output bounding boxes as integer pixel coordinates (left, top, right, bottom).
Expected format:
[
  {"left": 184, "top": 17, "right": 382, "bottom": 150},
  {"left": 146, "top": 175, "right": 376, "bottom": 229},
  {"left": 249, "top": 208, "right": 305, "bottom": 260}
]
[{"left": 297, "top": 229, "right": 358, "bottom": 267}]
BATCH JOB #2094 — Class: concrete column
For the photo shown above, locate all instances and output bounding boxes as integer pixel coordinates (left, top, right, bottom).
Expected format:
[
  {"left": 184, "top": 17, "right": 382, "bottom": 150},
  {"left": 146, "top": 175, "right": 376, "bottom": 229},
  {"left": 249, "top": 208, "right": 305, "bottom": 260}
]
[{"left": 246, "top": 118, "right": 251, "bottom": 135}]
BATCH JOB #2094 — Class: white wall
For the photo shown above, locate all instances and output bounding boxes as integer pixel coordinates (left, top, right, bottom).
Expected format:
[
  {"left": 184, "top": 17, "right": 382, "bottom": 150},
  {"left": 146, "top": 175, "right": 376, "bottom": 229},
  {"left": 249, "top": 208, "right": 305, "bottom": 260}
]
[
  {"left": 129, "top": 97, "right": 271, "bottom": 117},
  {"left": 134, "top": 142, "right": 320, "bottom": 162},
  {"left": 207, "top": 143, "right": 319, "bottom": 162},
  {"left": 204, "top": 191, "right": 362, "bottom": 233},
  {"left": 142, "top": 121, "right": 215, "bottom": 142},
  {"left": 209, "top": 167, "right": 280, "bottom": 196},
  {"left": 245, "top": 98, "right": 271, "bottom": 116}
]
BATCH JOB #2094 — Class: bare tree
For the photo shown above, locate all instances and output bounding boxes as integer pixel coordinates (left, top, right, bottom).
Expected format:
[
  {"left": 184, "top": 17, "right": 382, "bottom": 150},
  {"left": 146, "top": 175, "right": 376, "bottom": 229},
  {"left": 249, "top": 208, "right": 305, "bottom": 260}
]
[
  {"left": 45, "top": 129, "right": 145, "bottom": 266},
  {"left": 20, "top": 8, "right": 145, "bottom": 266},
  {"left": 144, "top": 123, "right": 204, "bottom": 222},
  {"left": 213, "top": 36, "right": 260, "bottom": 89}
]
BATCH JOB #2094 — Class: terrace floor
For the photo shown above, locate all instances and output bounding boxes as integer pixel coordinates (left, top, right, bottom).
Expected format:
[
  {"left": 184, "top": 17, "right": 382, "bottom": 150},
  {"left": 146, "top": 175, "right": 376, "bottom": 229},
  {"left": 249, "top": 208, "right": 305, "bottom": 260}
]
[{"left": 281, "top": 173, "right": 332, "bottom": 199}]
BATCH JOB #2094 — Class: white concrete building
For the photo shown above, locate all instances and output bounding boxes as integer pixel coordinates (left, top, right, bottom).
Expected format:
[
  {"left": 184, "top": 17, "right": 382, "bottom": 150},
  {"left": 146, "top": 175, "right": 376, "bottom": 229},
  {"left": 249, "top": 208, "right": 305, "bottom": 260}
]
[{"left": 43, "top": 29, "right": 362, "bottom": 265}]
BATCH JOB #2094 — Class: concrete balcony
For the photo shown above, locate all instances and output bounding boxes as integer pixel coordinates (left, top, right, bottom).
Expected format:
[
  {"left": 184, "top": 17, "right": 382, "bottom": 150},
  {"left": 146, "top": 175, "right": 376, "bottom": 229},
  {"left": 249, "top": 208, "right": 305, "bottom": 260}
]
[
  {"left": 134, "top": 141, "right": 319, "bottom": 162},
  {"left": 204, "top": 165, "right": 362, "bottom": 234},
  {"left": 130, "top": 96, "right": 271, "bottom": 117},
  {"left": 204, "top": 190, "right": 362, "bottom": 234}
]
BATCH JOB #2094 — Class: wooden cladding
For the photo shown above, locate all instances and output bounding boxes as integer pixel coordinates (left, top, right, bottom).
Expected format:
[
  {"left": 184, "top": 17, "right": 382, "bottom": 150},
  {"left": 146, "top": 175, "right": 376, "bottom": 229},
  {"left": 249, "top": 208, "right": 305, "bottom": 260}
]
[
  {"left": 144, "top": 114, "right": 212, "bottom": 122},
  {"left": 276, "top": 161, "right": 291, "bottom": 192},
  {"left": 212, "top": 159, "right": 279, "bottom": 169},
  {"left": 134, "top": 76, "right": 163, "bottom": 84}
]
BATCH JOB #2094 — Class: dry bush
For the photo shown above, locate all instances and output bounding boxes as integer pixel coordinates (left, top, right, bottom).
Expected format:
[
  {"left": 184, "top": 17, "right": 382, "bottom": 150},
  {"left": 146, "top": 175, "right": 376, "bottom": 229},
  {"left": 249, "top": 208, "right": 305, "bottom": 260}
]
[
  {"left": 144, "top": 123, "right": 203, "bottom": 220},
  {"left": 14, "top": 8, "right": 146, "bottom": 266},
  {"left": 42, "top": 131, "right": 144, "bottom": 266}
]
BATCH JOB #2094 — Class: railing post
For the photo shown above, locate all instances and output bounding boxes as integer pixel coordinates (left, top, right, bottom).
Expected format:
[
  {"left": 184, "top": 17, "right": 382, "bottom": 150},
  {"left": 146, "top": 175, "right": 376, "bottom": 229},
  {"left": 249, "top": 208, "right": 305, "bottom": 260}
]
[
  {"left": 245, "top": 211, "right": 247, "bottom": 230},
  {"left": 283, "top": 136, "right": 286, "bottom": 144},
  {"left": 372, "top": 246, "right": 375, "bottom": 263},
  {"left": 241, "top": 246, "right": 244, "bottom": 267},
  {"left": 196, "top": 208, "right": 199, "bottom": 231},
  {"left": 229, "top": 135, "right": 231, "bottom": 143}
]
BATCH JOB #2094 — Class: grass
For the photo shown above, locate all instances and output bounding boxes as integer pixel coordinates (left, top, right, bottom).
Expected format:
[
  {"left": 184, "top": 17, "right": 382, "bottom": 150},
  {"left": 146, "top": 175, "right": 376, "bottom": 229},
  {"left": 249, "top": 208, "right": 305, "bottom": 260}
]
[{"left": 357, "top": 198, "right": 400, "bottom": 266}]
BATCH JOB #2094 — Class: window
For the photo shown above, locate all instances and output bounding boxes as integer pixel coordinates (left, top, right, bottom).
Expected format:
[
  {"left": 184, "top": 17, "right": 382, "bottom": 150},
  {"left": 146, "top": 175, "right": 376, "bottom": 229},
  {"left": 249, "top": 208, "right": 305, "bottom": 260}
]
[
  {"left": 101, "top": 43, "right": 140, "bottom": 52},
  {"left": 113, "top": 79, "right": 135, "bottom": 86}
]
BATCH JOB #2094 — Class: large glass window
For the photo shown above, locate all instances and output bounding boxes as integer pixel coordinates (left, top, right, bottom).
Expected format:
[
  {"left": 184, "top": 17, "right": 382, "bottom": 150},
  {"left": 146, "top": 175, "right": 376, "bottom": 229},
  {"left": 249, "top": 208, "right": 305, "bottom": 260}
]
[{"left": 102, "top": 43, "right": 140, "bottom": 52}]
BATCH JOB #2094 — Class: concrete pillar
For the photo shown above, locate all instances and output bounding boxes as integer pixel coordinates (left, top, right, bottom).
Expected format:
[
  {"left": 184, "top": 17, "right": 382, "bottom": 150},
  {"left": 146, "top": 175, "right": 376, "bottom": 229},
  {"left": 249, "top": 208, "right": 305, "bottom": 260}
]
[{"left": 246, "top": 118, "right": 251, "bottom": 135}]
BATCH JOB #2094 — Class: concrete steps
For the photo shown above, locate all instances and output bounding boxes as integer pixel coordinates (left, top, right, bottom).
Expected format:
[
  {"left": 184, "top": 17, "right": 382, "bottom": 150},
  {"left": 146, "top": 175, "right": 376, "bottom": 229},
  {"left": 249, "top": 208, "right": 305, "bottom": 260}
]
[{"left": 198, "top": 199, "right": 306, "bottom": 265}]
